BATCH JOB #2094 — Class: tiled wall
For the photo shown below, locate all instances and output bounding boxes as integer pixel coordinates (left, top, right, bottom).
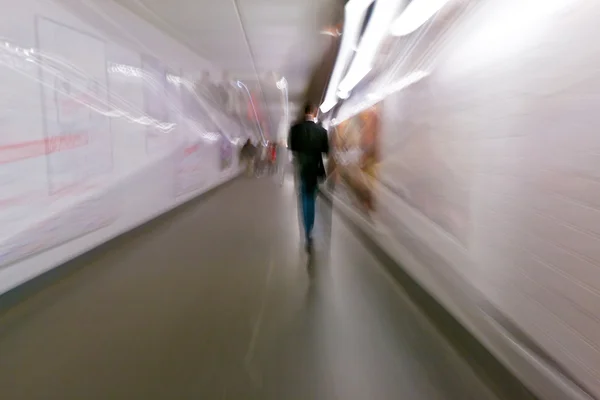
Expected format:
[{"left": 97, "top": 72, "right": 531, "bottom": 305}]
[{"left": 363, "top": 0, "right": 600, "bottom": 396}]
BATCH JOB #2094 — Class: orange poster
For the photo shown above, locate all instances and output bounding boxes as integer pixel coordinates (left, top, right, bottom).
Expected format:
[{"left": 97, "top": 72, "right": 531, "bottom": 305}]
[{"left": 328, "top": 104, "right": 380, "bottom": 218}]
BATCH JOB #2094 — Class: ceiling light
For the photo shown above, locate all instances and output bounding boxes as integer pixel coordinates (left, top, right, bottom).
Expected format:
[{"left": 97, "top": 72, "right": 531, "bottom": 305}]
[
  {"left": 337, "top": 65, "right": 372, "bottom": 95},
  {"left": 320, "top": 27, "right": 342, "bottom": 37},
  {"left": 336, "top": 70, "right": 429, "bottom": 124},
  {"left": 337, "top": 89, "right": 350, "bottom": 99},
  {"left": 276, "top": 77, "right": 287, "bottom": 90},
  {"left": 320, "top": 98, "right": 338, "bottom": 113},
  {"left": 319, "top": 0, "right": 375, "bottom": 115},
  {"left": 390, "top": 0, "right": 452, "bottom": 37},
  {"left": 338, "top": 0, "right": 405, "bottom": 96}
]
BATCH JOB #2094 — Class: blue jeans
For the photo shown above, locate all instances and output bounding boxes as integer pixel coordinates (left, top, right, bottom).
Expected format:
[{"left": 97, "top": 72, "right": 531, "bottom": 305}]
[{"left": 300, "top": 182, "right": 317, "bottom": 241}]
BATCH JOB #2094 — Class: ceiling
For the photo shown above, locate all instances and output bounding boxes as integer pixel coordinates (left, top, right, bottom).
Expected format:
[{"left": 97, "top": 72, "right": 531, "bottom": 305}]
[{"left": 112, "top": 0, "right": 344, "bottom": 138}]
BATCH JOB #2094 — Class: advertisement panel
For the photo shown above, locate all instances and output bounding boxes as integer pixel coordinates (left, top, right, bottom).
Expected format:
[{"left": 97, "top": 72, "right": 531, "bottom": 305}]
[
  {"left": 0, "top": 39, "right": 49, "bottom": 242},
  {"left": 166, "top": 68, "right": 183, "bottom": 124},
  {"left": 141, "top": 54, "right": 170, "bottom": 155},
  {"left": 36, "top": 17, "right": 112, "bottom": 194},
  {"left": 174, "top": 132, "right": 219, "bottom": 197},
  {"left": 181, "top": 79, "right": 213, "bottom": 130},
  {"left": 219, "top": 135, "right": 234, "bottom": 171},
  {"left": 327, "top": 104, "right": 381, "bottom": 219},
  {"left": 0, "top": 18, "right": 116, "bottom": 268}
]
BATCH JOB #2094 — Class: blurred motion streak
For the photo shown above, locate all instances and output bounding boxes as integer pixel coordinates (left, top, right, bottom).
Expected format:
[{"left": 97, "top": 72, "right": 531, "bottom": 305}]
[
  {"left": 0, "top": 2, "right": 256, "bottom": 276},
  {"left": 1, "top": 0, "right": 599, "bottom": 399},
  {"left": 320, "top": 0, "right": 600, "bottom": 399}
]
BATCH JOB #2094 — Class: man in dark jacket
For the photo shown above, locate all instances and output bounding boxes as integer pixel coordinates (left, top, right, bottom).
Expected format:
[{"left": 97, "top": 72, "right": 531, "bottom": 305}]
[
  {"left": 289, "top": 103, "right": 329, "bottom": 251},
  {"left": 240, "top": 139, "right": 256, "bottom": 176}
]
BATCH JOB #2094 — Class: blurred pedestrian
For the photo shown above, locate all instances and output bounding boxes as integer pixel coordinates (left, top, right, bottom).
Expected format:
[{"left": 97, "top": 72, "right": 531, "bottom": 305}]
[
  {"left": 289, "top": 103, "right": 329, "bottom": 252},
  {"left": 240, "top": 139, "right": 256, "bottom": 176}
]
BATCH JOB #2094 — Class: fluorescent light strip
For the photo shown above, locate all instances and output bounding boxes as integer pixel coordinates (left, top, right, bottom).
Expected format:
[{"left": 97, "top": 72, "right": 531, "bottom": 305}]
[
  {"left": 276, "top": 77, "right": 287, "bottom": 89},
  {"left": 336, "top": 64, "right": 371, "bottom": 97},
  {"left": 319, "top": 29, "right": 341, "bottom": 37},
  {"left": 335, "top": 70, "right": 429, "bottom": 125},
  {"left": 338, "top": 90, "right": 350, "bottom": 100},
  {"left": 337, "top": 0, "right": 406, "bottom": 95},
  {"left": 369, "top": 0, "right": 448, "bottom": 96},
  {"left": 319, "top": 0, "right": 375, "bottom": 114},
  {"left": 390, "top": 0, "right": 452, "bottom": 37},
  {"left": 320, "top": 98, "right": 338, "bottom": 113}
]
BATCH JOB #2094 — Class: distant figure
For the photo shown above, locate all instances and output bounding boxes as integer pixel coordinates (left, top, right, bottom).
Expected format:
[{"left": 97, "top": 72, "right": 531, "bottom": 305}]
[
  {"left": 289, "top": 103, "right": 329, "bottom": 252},
  {"left": 268, "top": 142, "right": 277, "bottom": 175},
  {"left": 240, "top": 139, "right": 256, "bottom": 176}
]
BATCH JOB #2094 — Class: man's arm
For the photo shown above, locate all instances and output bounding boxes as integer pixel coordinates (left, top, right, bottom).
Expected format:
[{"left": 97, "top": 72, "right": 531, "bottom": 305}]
[
  {"left": 288, "top": 124, "right": 297, "bottom": 152},
  {"left": 320, "top": 127, "right": 330, "bottom": 155}
]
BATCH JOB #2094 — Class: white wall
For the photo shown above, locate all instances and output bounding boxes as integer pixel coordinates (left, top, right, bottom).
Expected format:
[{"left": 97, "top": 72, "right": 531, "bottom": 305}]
[
  {"left": 328, "top": 0, "right": 600, "bottom": 398},
  {"left": 0, "top": 0, "right": 247, "bottom": 295}
]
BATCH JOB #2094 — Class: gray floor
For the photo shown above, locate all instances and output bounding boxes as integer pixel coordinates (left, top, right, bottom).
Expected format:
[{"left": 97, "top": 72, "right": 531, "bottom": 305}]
[{"left": 0, "top": 176, "right": 531, "bottom": 399}]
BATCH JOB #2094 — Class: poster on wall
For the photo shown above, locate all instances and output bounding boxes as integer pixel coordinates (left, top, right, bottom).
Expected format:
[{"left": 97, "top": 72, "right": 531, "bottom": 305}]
[
  {"left": 174, "top": 132, "right": 219, "bottom": 197},
  {"left": 141, "top": 54, "right": 170, "bottom": 155},
  {"left": 0, "top": 19, "right": 117, "bottom": 268},
  {"left": 0, "top": 38, "right": 50, "bottom": 243},
  {"left": 36, "top": 17, "right": 113, "bottom": 195},
  {"left": 327, "top": 104, "right": 381, "bottom": 219},
  {"left": 175, "top": 139, "right": 203, "bottom": 196},
  {"left": 166, "top": 67, "right": 183, "bottom": 124},
  {"left": 194, "top": 71, "right": 228, "bottom": 112},
  {"left": 221, "top": 75, "right": 250, "bottom": 127},
  {"left": 219, "top": 135, "right": 234, "bottom": 171},
  {"left": 227, "top": 84, "right": 245, "bottom": 122},
  {"left": 181, "top": 72, "right": 226, "bottom": 136}
]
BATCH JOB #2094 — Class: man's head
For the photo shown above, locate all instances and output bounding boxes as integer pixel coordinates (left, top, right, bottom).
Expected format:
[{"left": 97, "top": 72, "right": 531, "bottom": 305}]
[{"left": 304, "top": 103, "right": 318, "bottom": 120}]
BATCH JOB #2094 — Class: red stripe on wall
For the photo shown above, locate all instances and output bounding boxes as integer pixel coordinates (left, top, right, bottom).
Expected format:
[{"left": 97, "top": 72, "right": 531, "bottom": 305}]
[{"left": 0, "top": 134, "right": 88, "bottom": 165}]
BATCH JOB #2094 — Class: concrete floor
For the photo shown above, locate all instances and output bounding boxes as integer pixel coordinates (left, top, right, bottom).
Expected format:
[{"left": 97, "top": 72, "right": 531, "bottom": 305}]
[{"left": 0, "top": 176, "right": 535, "bottom": 399}]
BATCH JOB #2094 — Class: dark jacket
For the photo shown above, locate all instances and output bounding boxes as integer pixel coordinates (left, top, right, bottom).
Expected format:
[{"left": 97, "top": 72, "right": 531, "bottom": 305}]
[
  {"left": 240, "top": 141, "right": 255, "bottom": 160},
  {"left": 289, "top": 120, "right": 329, "bottom": 189}
]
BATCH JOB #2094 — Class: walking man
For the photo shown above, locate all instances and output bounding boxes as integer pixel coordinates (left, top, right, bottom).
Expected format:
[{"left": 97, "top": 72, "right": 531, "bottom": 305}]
[{"left": 289, "top": 103, "right": 329, "bottom": 252}]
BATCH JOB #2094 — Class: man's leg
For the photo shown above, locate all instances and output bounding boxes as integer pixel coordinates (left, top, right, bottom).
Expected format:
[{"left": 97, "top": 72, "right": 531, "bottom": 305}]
[
  {"left": 306, "top": 188, "right": 316, "bottom": 240},
  {"left": 300, "top": 184, "right": 309, "bottom": 239},
  {"left": 301, "top": 183, "right": 317, "bottom": 248}
]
